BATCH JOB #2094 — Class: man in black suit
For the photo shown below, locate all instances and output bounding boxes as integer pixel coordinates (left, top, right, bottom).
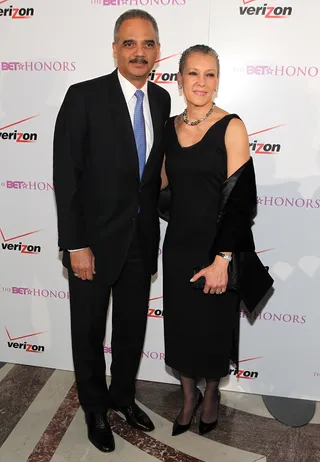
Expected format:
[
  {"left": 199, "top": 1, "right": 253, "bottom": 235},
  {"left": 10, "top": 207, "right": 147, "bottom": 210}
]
[{"left": 53, "top": 9, "right": 170, "bottom": 453}]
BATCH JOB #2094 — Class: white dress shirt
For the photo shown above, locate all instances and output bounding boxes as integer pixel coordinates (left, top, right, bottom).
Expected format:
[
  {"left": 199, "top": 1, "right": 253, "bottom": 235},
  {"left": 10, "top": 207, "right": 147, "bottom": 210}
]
[
  {"left": 117, "top": 70, "right": 154, "bottom": 160},
  {"left": 69, "top": 70, "right": 153, "bottom": 253}
]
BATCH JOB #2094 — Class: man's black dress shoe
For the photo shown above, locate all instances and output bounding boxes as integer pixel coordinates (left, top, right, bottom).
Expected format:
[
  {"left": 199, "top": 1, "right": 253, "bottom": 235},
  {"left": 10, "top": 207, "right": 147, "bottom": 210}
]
[
  {"left": 113, "top": 402, "right": 155, "bottom": 432},
  {"left": 85, "top": 412, "right": 115, "bottom": 453}
]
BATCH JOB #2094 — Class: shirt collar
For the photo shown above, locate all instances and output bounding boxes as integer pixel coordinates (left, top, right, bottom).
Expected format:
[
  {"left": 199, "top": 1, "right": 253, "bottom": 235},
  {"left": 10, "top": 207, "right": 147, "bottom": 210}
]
[{"left": 117, "top": 69, "right": 149, "bottom": 103}]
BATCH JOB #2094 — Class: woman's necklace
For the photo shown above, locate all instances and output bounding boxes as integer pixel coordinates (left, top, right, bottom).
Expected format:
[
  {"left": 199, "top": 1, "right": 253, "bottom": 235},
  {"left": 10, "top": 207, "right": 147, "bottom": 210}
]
[{"left": 183, "top": 102, "right": 216, "bottom": 126}]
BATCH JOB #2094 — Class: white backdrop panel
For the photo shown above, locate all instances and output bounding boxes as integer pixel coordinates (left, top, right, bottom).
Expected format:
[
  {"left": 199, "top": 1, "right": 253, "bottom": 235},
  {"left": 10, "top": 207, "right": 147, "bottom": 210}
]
[
  {"left": 208, "top": 0, "right": 320, "bottom": 399},
  {"left": 1, "top": 0, "right": 319, "bottom": 399},
  {"left": 0, "top": 0, "right": 211, "bottom": 386}
]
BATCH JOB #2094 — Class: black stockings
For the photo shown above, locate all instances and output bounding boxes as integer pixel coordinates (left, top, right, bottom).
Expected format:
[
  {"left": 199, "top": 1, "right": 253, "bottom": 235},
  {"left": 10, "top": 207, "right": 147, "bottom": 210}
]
[
  {"left": 201, "top": 378, "right": 220, "bottom": 423},
  {"left": 177, "top": 375, "right": 199, "bottom": 425},
  {"left": 178, "top": 374, "right": 220, "bottom": 424}
]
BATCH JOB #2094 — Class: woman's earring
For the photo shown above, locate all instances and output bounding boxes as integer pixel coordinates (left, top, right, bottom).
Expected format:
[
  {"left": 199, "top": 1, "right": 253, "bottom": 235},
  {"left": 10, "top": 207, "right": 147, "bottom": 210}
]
[{"left": 178, "top": 85, "right": 182, "bottom": 90}]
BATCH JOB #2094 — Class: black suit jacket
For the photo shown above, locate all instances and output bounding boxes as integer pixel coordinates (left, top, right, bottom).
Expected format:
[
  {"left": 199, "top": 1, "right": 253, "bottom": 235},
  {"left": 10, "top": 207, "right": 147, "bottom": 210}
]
[{"left": 53, "top": 70, "right": 171, "bottom": 284}]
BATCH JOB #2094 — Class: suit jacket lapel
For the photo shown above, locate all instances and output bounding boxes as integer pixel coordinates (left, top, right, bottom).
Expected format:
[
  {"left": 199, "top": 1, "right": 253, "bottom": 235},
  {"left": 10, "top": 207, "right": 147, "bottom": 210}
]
[{"left": 107, "top": 70, "right": 140, "bottom": 182}]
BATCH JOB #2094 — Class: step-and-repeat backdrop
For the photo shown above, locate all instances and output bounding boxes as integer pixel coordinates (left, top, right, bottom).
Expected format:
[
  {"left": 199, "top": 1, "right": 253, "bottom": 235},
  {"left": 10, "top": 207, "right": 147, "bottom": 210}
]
[{"left": 1, "top": 0, "right": 319, "bottom": 400}]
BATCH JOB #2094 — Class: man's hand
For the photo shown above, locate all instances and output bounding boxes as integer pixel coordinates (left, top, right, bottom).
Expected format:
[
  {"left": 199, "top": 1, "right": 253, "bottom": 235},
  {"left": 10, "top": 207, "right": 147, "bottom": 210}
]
[{"left": 70, "top": 248, "right": 95, "bottom": 281}]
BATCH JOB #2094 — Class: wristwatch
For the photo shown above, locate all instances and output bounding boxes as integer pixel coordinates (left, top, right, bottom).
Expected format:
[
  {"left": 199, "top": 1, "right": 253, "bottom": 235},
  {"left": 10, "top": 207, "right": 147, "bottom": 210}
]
[{"left": 217, "top": 252, "right": 232, "bottom": 262}]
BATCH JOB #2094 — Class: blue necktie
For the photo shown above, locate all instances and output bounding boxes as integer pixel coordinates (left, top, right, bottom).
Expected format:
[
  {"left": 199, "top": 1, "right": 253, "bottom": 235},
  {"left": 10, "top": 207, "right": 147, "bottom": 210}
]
[{"left": 133, "top": 90, "right": 146, "bottom": 180}]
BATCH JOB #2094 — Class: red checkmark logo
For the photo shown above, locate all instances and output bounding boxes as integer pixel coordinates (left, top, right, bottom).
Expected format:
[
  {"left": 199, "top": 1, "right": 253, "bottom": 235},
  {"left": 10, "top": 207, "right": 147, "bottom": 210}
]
[
  {"left": 0, "top": 115, "right": 39, "bottom": 132},
  {"left": 239, "top": 356, "right": 263, "bottom": 363},
  {"left": 257, "top": 249, "right": 274, "bottom": 254},
  {"left": 155, "top": 54, "right": 179, "bottom": 64},
  {"left": 0, "top": 229, "right": 41, "bottom": 243},
  {"left": 249, "top": 124, "right": 285, "bottom": 137},
  {"left": 5, "top": 327, "right": 46, "bottom": 341}
]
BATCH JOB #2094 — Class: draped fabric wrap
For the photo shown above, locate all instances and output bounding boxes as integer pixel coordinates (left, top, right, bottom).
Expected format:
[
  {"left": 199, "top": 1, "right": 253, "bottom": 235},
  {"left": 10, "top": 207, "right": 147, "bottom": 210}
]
[{"left": 213, "top": 157, "right": 256, "bottom": 254}]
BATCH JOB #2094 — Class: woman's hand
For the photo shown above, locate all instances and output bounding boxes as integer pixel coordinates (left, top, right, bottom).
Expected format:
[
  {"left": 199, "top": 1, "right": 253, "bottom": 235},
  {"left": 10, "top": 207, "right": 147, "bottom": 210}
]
[{"left": 190, "top": 256, "right": 229, "bottom": 295}]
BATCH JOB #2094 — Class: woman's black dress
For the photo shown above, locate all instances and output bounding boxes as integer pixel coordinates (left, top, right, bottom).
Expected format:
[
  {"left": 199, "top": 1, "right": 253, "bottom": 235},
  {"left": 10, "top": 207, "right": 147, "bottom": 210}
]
[{"left": 163, "top": 114, "right": 240, "bottom": 379}]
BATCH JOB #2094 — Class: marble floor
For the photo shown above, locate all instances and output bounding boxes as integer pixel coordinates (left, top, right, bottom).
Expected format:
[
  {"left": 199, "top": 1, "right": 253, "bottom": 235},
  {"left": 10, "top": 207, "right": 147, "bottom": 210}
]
[{"left": 0, "top": 362, "right": 320, "bottom": 461}]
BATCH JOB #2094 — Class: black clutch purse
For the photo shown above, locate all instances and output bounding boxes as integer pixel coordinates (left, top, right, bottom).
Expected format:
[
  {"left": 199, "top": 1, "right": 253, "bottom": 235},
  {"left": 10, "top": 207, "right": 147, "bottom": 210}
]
[
  {"left": 192, "top": 252, "right": 273, "bottom": 313},
  {"left": 192, "top": 253, "right": 239, "bottom": 291}
]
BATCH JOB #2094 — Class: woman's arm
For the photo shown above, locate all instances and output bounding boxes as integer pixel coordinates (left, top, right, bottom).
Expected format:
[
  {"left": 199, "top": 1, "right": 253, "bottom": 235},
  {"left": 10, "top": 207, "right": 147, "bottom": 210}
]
[
  {"left": 190, "top": 118, "right": 252, "bottom": 295},
  {"left": 225, "top": 118, "right": 250, "bottom": 177},
  {"left": 207, "top": 118, "right": 251, "bottom": 284}
]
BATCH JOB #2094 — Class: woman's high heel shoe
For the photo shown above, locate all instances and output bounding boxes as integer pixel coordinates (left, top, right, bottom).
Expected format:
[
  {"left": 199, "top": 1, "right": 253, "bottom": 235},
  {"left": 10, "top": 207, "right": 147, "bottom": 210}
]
[
  {"left": 199, "top": 390, "right": 221, "bottom": 436},
  {"left": 172, "top": 390, "right": 203, "bottom": 436}
]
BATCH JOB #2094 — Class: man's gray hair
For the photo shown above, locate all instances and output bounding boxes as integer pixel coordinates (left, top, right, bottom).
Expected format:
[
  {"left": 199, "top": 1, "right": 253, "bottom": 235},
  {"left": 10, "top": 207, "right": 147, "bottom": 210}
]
[
  {"left": 179, "top": 45, "right": 220, "bottom": 76},
  {"left": 114, "top": 9, "right": 159, "bottom": 43}
]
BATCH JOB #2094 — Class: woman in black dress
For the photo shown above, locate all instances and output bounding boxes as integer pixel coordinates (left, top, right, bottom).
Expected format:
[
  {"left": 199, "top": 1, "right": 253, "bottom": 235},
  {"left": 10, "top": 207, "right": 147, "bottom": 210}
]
[{"left": 161, "top": 45, "right": 256, "bottom": 436}]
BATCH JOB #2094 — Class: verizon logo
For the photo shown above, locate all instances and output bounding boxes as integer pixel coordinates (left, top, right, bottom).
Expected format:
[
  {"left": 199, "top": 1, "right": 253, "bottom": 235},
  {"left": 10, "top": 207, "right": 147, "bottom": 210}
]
[
  {"left": 0, "top": 115, "right": 38, "bottom": 142},
  {"left": 6, "top": 327, "right": 46, "bottom": 353},
  {"left": 239, "top": 1, "right": 292, "bottom": 18},
  {"left": 0, "top": 228, "right": 41, "bottom": 254},
  {"left": 229, "top": 356, "right": 262, "bottom": 379},
  {"left": 249, "top": 124, "right": 285, "bottom": 155}
]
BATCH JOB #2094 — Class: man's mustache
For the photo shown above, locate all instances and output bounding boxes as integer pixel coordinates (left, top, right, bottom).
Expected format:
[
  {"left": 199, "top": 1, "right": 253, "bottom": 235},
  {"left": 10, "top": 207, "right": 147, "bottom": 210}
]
[{"left": 130, "top": 57, "right": 148, "bottom": 64}]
